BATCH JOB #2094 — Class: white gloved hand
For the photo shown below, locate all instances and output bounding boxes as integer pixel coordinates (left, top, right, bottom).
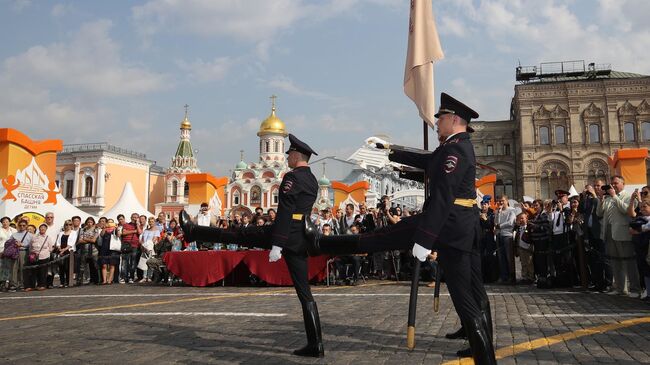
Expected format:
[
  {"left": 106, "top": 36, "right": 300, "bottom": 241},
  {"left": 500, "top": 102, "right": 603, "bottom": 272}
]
[
  {"left": 269, "top": 245, "right": 283, "bottom": 262},
  {"left": 365, "top": 136, "right": 390, "bottom": 149},
  {"left": 412, "top": 243, "right": 431, "bottom": 262}
]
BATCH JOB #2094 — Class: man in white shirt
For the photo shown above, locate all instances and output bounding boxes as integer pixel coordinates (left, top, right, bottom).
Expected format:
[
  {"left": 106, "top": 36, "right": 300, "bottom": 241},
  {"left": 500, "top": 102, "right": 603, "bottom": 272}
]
[
  {"left": 193, "top": 203, "right": 216, "bottom": 249},
  {"left": 494, "top": 196, "right": 516, "bottom": 283}
]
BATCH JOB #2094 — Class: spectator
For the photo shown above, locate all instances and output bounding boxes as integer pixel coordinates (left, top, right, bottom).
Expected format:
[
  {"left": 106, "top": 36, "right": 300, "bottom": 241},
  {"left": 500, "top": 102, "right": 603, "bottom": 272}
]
[
  {"left": 156, "top": 212, "right": 168, "bottom": 232},
  {"left": 425, "top": 251, "right": 439, "bottom": 288},
  {"left": 147, "top": 229, "right": 175, "bottom": 283},
  {"left": 140, "top": 217, "right": 160, "bottom": 278},
  {"left": 266, "top": 209, "right": 276, "bottom": 226},
  {"left": 339, "top": 203, "right": 356, "bottom": 234},
  {"left": 580, "top": 181, "right": 610, "bottom": 292},
  {"left": 568, "top": 196, "right": 585, "bottom": 285},
  {"left": 77, "top": 217, "right": 100, "bottom": 285},
  {"left": 627, "top": 186, "right": 650, "bottom": 300},
  {"left": 254, "top": 206, "right": 264, "bottom": 218},
  {"left": 479, "top": 198, "right": 497, "bottom": 283},
  {"left": 256, "top": 216, "right": 266, "bottom": 226},
  {"left": 549, "top": 190, "right": 575, "bottom": 287},
  {"left": 494, "top": 195, "right": 516, "bottom": 283},
  {"left": 1, "top": 219, "right": 28, "bottom": 292},
  {"left": 374, "top": 196, "right": 400, "bottom": 280},
  {"left": 241, "top": 214, "right": 252, "bottom": 228},
  {"left": 630, "top": 196, "right": 650, "bottom": 301},
  {"left": 230, "top": 213, "right": 242, "bottom": 229},
  {"left": 54, "top": 220, "right": 77, "bottom": 288},
  {"left": 98, "top": 219, "right": 120, "bottom": 285},
  {"left": 0, "top": 217, "right": 16, "bottom": 291},
  {"left": 27, "top": 223, "right": 53, "bottom": 291},
  {"left": 332, "top": 224, "right": 362, "bottom": 285},
  {"left": 514, "top": 213, "right": 534, "bottom": 284},
  {"left": 529, "top": 199, "right": 553, "bottom": 288},
  {"left": 597, "top": 175, "right": 640, "bottom": 297},
  {"left": 71, "top": 216, "right": 82, "bottom": 232},
  {"left": 27, "top": 224, "right": 36, "bottom": 234},
  {"left": 43, "top": 212, "right": 60, "bottom": 239},
  {"left": 319, "top": 209, "right": 336, "bottom": 234},
  {"left": 120, "top": 213, "right": 141, "bottom": 284}
]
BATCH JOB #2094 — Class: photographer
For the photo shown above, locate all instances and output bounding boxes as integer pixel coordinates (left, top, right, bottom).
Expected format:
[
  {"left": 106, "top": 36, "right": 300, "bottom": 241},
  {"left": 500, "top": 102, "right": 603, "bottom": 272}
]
[
  {"left": 580, "top": 181, "right": 611, "bottom": 292},
  {"left": 597, "top": 176, "right": 640, "bottom": 297},
  {"left": 372, "top": 196, "right": 401, "bottom": 280},
  {"left": 147, "top": 229, "right": 175, "bottom": 283},
  {"left": 529, "top": 199, "right": 552, "bottom": 288}
]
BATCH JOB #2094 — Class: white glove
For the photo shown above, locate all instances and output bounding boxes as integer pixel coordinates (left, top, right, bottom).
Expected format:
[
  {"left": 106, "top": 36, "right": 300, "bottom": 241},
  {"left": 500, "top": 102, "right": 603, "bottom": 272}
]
[
  {"left": 412, "top": 243, "right": 431, "bottom": 262},
  {"left": 365, "top": 136, "right": 390, "bottom": 149},
  {"left": 269, "top": 245, "right": 283, "bottom": 262}
]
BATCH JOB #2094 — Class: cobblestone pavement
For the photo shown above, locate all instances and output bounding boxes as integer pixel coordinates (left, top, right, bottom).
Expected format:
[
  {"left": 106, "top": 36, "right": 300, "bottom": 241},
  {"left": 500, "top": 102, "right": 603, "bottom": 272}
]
[{"left": 1, "top": 280, "right": 649, "bottom": 364}]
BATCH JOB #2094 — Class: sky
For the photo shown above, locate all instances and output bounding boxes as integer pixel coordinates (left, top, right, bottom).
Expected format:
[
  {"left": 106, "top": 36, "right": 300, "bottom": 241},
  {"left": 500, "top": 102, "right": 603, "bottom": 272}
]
[{"left": 1, "top": 0, "right": 649, "bottom": 176}]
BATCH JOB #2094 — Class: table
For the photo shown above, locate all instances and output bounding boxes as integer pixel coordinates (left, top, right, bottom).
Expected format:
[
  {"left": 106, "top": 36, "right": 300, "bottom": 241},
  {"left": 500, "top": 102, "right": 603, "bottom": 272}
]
[{"left": 162, "top": 250, "right": 329, "bottom": 287}]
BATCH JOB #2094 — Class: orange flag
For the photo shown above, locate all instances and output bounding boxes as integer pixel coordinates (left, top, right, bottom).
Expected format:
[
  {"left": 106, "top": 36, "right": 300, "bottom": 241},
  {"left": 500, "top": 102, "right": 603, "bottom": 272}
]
[{"left": 404, "top": 0, "right": 444, "bottom": 129}]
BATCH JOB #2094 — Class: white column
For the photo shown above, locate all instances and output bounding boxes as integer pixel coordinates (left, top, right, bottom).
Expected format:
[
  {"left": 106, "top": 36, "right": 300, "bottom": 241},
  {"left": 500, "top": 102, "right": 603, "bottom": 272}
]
[
  {"left": 96, "top": 158, "right": 106, "bottom": 207},
  {"left": 72, "top": 161, "right": 80, "bottom": 205}
]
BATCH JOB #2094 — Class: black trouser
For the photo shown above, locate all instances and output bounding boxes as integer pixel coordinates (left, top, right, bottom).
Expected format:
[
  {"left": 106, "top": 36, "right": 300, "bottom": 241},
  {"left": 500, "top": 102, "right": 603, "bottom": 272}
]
[
  {"left": 26, "top": 259, "right": 49, "bottom": 288},
  {"left": 551, "top": 233, "right": 576, "bottom": 287},
  {"left": 334, "top": 256, "right": 361, "bottom": 281},
  {"left": 57, "top": 255, "right": 70, "bottom": 286}
]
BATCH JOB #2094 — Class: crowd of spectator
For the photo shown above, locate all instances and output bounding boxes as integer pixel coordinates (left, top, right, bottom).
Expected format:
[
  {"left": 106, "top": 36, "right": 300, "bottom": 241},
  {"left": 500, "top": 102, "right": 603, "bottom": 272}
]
[
  {"left": 484, "top": 174, "right": 650, "bottom": 303},
  {"left": 1, "top": 174, "right": 649, "bottom": 302}
]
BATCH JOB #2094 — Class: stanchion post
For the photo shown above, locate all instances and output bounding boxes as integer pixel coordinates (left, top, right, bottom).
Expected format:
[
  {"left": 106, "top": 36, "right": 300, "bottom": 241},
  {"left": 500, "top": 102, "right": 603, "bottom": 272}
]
[{"left": 68, "top": 252, "right": 75, "bottom": 287}]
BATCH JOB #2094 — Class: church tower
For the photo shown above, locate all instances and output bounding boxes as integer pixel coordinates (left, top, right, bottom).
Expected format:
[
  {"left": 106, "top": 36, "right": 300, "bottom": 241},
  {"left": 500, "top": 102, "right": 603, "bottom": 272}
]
[{"left": 257, "top": 95, "right": 288, "bottom": 164}]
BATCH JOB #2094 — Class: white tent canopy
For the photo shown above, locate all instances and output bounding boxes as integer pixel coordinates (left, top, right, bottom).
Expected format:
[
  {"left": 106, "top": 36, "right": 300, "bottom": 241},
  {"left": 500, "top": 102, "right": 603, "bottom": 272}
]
[{"left": 102, "top": 182, "right": 153, "bottom": 220}]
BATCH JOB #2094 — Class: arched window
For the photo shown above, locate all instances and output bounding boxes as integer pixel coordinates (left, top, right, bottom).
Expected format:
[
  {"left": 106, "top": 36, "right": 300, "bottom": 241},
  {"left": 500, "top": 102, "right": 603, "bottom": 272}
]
[
  {"left": 84, "top": 176, "right": 93, "bottom": 197},
  {"left": 265, "top": 141, "right": 270, "bottom": 153},
  {"left": 589, "top": 124, "right": 600, "bottom": 143},
  {"left": 539, "top": 161, "right": 570, "bottom": 199},
  {"left": 642, "top": 122, "right": 650, "bottom": 141},
  {"left": 274, "top": 140, "right": 280, "bottom": 152},
  {"left": 624, "top": 122, "right": 636, "bottom": 142},
  {"left": 171, "top": 180, "right": 178, "bottom": 196},
  {"left": 250, "top": 186, "right": 262, "bottom": 205},
  {"left": 555, "top": 125, "right": 565, "bottom": 144},
  {"left": 539, "top": 127, "right": 550, "bottom": 145},
  {"left": 184, "top": 182, "right": 190, "bottom": 197},
  {"left": 233, "top": 190, "right": 240, "bottom": 205}
]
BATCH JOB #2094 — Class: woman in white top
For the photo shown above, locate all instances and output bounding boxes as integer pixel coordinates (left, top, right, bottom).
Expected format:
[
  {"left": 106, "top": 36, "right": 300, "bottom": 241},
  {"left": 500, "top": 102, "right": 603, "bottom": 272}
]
[
  {"left": 0, "top": 217, "right": 17, "bottom": 292},
  {"left": 54, "top": 220, "right": 77, "bottom": 288},
  {"left": 139, "top": 217, "right": 160, "bottom": 281},
  {"left": 28, "top": 223, "right": 53, "bottom": 291}
]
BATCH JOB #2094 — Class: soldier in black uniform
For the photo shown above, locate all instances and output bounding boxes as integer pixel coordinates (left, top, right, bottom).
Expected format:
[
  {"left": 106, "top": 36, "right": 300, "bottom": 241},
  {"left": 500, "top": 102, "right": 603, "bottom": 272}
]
[
  {"left": 303, "top": 93, "right": 496, "bottom": 365},
  {"left": 179, "top": 134, "right": 324, "bottom": 358}
]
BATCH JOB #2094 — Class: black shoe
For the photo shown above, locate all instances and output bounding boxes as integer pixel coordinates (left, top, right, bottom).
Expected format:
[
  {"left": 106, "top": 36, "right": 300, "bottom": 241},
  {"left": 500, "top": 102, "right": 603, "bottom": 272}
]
[
  {"left": 456, "top": 347, "right": 471, "bottom": 357},
  {"left": 179, "top": 210, "right": 195, "bottom": 240},
  {"left": 303, "top": 216, "right": 321, "bottom": 256},
  {"left": 179, "top": 210, "right": 222, "bottom": 243},
  {"left": 445, "top": 327, "right": 467, "bottom": 340},
  {"left": 293, "top": 302, "right": 324, "bottom": 358}
]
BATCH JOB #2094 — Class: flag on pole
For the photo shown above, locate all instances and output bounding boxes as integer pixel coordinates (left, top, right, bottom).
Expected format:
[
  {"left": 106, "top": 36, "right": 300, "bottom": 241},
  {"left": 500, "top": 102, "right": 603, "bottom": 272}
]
[{"left": 404, "top": 0, "right": 444, "bottom": 129}]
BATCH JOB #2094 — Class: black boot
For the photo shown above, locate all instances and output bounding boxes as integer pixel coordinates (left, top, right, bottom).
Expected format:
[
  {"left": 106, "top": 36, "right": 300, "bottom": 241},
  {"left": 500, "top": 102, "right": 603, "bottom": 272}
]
[
  {"left": 456, "top": 300, "right": 493, "bottom": 357},
  {"left": 304, "top": 217, "right": 361, "bottom": 256},
  {"left": 179, "top": 210, "right": 222, "bottom": 243},
  {"left": 465, "top": 316, "right": 496, "bottom": 365},
  {"left": 446, "top": 326, "right": 467, "bottom": 340},
  {"left": 293, "top": 302, "right": 324, "bottom": 358}
]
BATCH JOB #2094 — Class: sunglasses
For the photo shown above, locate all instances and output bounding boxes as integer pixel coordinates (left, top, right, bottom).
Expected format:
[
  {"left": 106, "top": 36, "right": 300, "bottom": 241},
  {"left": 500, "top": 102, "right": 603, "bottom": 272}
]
[{"left": 642, "top": 191, "right": 649, "bottom": 196}]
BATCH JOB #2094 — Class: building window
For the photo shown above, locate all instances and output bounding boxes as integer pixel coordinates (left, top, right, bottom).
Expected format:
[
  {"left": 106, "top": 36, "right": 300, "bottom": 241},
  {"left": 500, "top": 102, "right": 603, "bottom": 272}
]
[
  {"left": 486, "top": 145, "right": 494, "bottom": 156},
  {"left": 589, "top": 124, "right": 600, "bottom": 143},
  {"left": 495, "top": 178, "right": 513, "bottom": 199},
  {"left": 84, "top": 176, "right": 93, "bottom": 197},
  {"left": 274, "top": 140, "right": 280, "bottom": 152},
  {"left": 503, "top": 144, "right": 510, "bottom": 156},
  {"left": 272, "top": 189, "right": 279, "bottom": 204},
  {"left": 265, "top": 141, "right": 270, "bottom": 153},
  {"left": 171, "top": 180, "right": 178, "bottom": 196},
  {"left": 184, "top": 182, "right": 190, "bottom": 197},
  {"left": 65, "top": 179, "right": 73, "bottom": 198},
  {"left": 555, "top": 125, "right": 565, "bottom": 144},
  {"left": 624, "top": 122, "right": 636, "bottom": 142},
  {"left": 233, "top": 191, "right": 240, "bottom": 205},
  {"left": 539, "top": 126, "right": 550, "bottom": 145},
  {"left": 642, "top": 122, "right": 650, "bottom": 141}
]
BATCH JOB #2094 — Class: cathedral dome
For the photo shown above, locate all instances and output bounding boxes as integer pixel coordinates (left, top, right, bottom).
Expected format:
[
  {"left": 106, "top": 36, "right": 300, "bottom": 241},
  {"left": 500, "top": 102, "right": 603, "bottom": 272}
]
[
  {"left": 257, "top": 98, "right": 288, "bottom": 137},
  {"left": 235, "top": 160, "right": 248, "bottom": 170},
  {"left": 180, "top": 116, "right": 191, "bottom": 130},
  {"left": 318, "top": 175, "right": 331, "bottom": 186}
]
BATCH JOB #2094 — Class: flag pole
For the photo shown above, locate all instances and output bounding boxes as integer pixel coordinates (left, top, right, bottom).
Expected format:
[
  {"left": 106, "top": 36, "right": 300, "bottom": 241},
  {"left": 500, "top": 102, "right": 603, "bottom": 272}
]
[{"left": 406, "top": 120, "right": 429, "bottom": 350}]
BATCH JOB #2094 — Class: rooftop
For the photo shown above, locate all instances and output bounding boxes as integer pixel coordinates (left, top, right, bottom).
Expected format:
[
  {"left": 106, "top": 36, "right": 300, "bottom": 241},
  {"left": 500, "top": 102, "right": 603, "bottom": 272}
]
[{"left": 61, "top": 142, "right": 149, "bottom": 160}]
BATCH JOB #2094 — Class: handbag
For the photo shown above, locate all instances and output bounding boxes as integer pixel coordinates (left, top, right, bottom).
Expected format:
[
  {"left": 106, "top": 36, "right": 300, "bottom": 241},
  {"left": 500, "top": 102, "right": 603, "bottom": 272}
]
[
  {"left": 29, "top": 235, "right": 48, "bottom": 264},
  {"left": 137, "top": 253, "right": 149, "bottom": 271},
  {"left": 109, "top": 233, "right": 122, "bottom": 251}
]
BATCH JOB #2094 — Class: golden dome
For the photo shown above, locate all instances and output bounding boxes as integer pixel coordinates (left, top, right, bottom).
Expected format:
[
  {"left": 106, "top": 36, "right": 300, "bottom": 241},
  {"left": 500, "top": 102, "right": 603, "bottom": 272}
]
[
  {"left": 180, "top": 116, "right": 192, "bottom": 130},
  {"left": 257, "top": 105, "right": 288, "bottom": 137}
]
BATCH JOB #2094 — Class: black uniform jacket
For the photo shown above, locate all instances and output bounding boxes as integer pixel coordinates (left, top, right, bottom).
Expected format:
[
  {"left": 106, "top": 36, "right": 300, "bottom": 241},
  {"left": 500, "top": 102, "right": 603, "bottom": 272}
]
[
  {"left": 271, "top": 166, "right": 318, "bottom": 254},
  {"left": 388, "top": 132, "right": 478, "bottom": 252}
]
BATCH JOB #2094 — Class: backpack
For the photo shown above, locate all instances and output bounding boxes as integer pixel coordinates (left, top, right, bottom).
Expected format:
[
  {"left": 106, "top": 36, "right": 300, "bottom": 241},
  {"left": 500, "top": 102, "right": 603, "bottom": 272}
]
[{"left": 2, "top": 237, "right": 20, "bottom": 260}]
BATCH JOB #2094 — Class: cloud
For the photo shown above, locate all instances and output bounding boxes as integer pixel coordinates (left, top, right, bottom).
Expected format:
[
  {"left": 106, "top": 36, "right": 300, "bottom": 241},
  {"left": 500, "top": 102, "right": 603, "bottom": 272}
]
[
  {"left": 3, "top": 20, "right": 168, "bottom": 97},
  {"left": 51, "top": 3, "right": 72, "bottom": 18},
  {"left": 177, "top": 57, "right": 233, "bottom": 83},
  {"left": 439, "top": 17, "right": 466, "bottom": 37},
  {"left": 265, "top": 75, "right": 339, "bottom": 102}
]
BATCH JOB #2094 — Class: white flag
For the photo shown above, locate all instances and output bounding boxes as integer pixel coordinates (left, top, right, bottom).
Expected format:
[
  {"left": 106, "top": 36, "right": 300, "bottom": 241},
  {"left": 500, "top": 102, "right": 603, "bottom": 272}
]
[{"left": 404, "top": 0, "right": 444, "bottom": 129}]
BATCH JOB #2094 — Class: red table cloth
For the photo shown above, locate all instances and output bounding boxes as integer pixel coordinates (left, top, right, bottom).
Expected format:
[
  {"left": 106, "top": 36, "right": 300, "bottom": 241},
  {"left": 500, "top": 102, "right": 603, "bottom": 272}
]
[{"left": 163, "top": 250, "right": 328, "bottom": 287}]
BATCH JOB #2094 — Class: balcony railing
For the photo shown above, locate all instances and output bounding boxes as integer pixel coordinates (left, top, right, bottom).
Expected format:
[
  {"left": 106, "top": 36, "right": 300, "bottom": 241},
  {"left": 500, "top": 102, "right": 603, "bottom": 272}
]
[{"left": 79, "top": 196, "right": 96, "bottom": 206}]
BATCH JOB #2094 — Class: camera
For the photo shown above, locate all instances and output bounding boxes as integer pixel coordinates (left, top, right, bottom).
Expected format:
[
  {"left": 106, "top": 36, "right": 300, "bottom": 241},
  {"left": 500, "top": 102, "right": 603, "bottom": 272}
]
[
  {"left": 376, "top": 201, "right": 386, "bottom": 211},
  {"left": 601, "top": 184, "right": 612, "bottom": 191},
  {"left": 629, "top": 217, "right": 647, "bottom": 232}
]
